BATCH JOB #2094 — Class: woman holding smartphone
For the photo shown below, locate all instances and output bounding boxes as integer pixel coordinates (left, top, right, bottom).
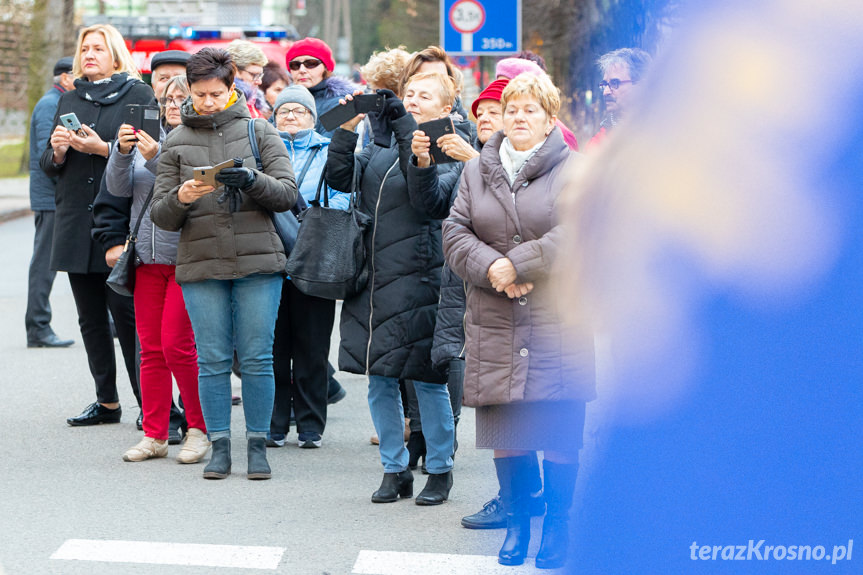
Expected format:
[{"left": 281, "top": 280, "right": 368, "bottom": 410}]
[
  {"left": 40, "top": 24, "right": 155, "bottom": 428},
  {"left": 105, "top": 75, "right": 210, "bottom": 465}
]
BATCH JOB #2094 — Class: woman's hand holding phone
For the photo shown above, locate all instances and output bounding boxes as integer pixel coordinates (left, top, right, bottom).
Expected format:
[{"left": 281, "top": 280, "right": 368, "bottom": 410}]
[
  {"left": 338, "top": 90, "right": 367, "bottom": 132},
  {"left": 411, "top": 130, "right": 432, "bottom": 168},
  {"left": 69, "top": 124, "right": 109, "bottom": 157},
  {"left": 178, "top": 179, "right": 215, "bottom": 205},
  {"left": 50, "top": 125, "right": 72, "bottom": 163},
  {"left": 117, "top": 124, "right": 138, "bottom": 155},
  {"left": 135, "top": 128, "right": 159, "bottom": 161},
  {"left": 437, "top": 133, "right": 478, "bottom": 162}
]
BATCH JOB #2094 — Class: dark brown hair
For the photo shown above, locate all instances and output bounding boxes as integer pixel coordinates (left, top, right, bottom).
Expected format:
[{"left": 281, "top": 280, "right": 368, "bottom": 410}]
[
  {"left": 261, "top": 61, "right": 290, "bottom": 94},
  {"left": 186, "top": 47, "right": 236, "bottom": 88}
]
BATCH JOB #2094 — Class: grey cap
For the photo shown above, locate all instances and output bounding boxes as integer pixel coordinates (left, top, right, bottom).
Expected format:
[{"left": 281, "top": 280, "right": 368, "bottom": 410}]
[
  {"left": 150, "top": 50, "right": 191, "bottom": 71},
  {"left": 273, "top": 84, "right": 317, "bottom": 124},
  {"left": 53, "top": 57, "right": 74, "bottom": 76}
]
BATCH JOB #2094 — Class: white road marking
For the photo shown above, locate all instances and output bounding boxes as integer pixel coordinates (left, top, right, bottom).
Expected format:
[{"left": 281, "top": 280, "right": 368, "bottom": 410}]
[
  {"left": 352, "top": 550, "right": 542, "bottom": 574},
  {"left": 51, "top": 539, "right": 285, "bottom": 570}
]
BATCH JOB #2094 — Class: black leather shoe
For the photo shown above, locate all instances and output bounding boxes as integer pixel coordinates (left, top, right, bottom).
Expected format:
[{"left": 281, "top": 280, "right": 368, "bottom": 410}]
[
  {"left": 327, "top": 385, "right": 347, "bottom": 405},
  {"left": 27, "top": 333, "right": 74, "bottom": 348},
  {"left": 136, "top": 412, "right": 144, "bottom": 431},
  {"left": 168, "top": 425, "right": 184, "bottom": 445},
  {"left": 67, "top": 402, "right": 122, "bottom": 426},
  {"left": 415, "top": 470, "right": 453, "bottom": 506},
  {"left": 462, "top": 495, "right": 506, "bottom": 529},
  {"left": 372, "top": 469, "right": 414, "bottom": 503}
]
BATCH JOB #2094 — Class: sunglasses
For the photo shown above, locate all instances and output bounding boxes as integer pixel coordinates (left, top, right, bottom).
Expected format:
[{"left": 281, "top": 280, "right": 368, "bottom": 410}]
[{"left": 289, "top": 59, "right": 323, "bottom": 71}]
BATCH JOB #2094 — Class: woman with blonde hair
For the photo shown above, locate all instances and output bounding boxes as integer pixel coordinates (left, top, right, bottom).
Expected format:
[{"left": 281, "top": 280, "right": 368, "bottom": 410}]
[
  {"left": 41, "top": 23, "right": 156, "bottom": 428},
  {"left": 443, "top": 73, "right": 595, "bottom": 569}
]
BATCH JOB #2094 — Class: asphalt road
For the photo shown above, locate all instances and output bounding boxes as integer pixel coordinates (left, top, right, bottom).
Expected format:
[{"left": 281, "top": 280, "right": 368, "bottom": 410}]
[{"left": 0, "top": 215, "right": 554, "bottom": 575}]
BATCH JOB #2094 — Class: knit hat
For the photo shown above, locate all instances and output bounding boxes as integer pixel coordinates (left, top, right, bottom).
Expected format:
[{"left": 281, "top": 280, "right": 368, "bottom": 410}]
[
  {"left": 285, "top": 37, "right": 335, "bottom": 72},
  {"left": 273, "top": 84, "right": 318, "bottom": 124},
  {"left": 495, "top": 58, "right": 544, "bottom": 80},
  {"left": 471, "top": 78, "right": 510, "bottom": 118},
  {"left": 150, "top": 50, "right": 191, "bottom": 71},
  {"left": 53, "top": 57, "right": 74, "bottom": 76}
]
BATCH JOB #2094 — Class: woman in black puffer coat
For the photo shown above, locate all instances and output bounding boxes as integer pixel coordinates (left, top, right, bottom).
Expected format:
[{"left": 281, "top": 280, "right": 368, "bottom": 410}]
[{"left": 325, "top": 73, "right": 467, "bottom": 506}]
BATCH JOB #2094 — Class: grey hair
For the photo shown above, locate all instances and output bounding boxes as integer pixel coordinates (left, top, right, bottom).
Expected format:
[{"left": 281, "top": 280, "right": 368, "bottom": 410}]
[
  {"left": 160, "top": 74, "right": 188, "bottom": 100},
  {"left": 52, "top": 74, "right": 62, "bottom": 84},
  {"left": 597, "top": 48, "right": 652, "bottom": 83}
]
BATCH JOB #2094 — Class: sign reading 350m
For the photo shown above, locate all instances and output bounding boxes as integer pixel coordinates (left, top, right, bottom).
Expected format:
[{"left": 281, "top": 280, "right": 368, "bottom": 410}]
[{"left": 440, "top": 0, "right": 521, "bottom": 55}]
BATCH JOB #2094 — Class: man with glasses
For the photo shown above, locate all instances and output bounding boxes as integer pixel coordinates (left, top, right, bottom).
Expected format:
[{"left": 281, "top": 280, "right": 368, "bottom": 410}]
[
  {"left": 588, "top": 48, "right": 652, "bottom": 149},
  {"left": 226, "top": 40, "right": 269, "bottom": 118}
]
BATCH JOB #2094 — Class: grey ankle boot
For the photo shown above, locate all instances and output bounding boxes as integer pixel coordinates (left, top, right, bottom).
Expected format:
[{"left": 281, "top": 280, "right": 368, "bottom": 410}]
[
  {"left": 203, "top": 438, "right": 231, "bottom": 479},
  {"left": 247, "top": 437, "right": 271, "bottom": 480}
]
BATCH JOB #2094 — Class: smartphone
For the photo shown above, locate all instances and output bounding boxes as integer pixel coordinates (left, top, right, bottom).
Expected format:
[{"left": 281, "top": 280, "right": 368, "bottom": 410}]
[
  {"left": 59, "top": 112, "right": 86, "bottom": 137},
  {"left": 125, "top": 104, "right": 161, "bottom": 140},
  {"left": 319, "top": 93, "right": 386, "bottom": 132},
  {"left": 418, "top": 117, "right": 456, "bottom": 164},
  {"left": 192, "top": 159, "right": 236, "bottom": 188}
]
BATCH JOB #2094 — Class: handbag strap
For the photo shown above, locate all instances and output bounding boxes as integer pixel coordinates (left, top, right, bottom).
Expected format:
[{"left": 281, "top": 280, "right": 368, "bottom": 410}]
[
  {"left": 130, "top": 186, "right": 155, "bottom": 242},
  {"left": 248, "top": 118, "right": 309, "bottom": 214}
]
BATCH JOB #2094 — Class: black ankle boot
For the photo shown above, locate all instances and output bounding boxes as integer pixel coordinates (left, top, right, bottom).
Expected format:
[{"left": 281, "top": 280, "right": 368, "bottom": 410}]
[
  {"left": 415, "top": 470, "right": 453, "bottom": 505},
  {"left": 371, "top": 469, "right": 414, "bottom": 503},
  {"left": 406, "top": 430, "right": 426, "bottom": 470},
  {"left": 535, "top": 460, "right": 578, "bottom": 569},
  {"left": 203, "top": 438, "right": 231, "bottom": 479},
  {"left": 494, "top": 456, "right": 532, "bottom": 565},
  {"left": 247, "top": 437, "right": 271, "bottom": 480}
]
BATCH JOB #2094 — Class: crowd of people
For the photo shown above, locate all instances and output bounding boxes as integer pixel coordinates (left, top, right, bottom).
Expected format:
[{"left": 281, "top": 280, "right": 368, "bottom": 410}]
[{"left": 28, "top": 22, "right": 650, "bottom": 570}]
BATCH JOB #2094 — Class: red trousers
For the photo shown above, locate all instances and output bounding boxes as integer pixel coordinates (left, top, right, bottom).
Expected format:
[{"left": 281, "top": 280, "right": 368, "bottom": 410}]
[{"left": 134, "top": 264, "right": 206, "bottom": 440}]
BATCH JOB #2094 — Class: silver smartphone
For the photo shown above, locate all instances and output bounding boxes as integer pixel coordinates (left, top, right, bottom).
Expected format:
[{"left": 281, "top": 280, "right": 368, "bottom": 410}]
[{"left": 59, "top": 112, "right": 86, "bottom": 137}]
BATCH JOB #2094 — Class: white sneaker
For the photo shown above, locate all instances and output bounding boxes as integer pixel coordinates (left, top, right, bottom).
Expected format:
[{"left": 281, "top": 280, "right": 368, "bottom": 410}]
[
  {"left": 123, "top": 437, "right": 168, "bottom": 462},
  {"left": 176, "top": 428, "right": 211, "bottom": 464}
]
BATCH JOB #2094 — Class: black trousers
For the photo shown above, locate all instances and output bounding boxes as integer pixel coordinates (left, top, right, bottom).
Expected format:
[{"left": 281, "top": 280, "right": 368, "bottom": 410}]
[
  {"left": 271, "top": 280, "right": 335, "bottom": 435},
  {"left": 25, "top": 211, "right": 58, "bottom": 341},
  {"left": 67, "top": 272, "right": 141, "bottom": 406}
]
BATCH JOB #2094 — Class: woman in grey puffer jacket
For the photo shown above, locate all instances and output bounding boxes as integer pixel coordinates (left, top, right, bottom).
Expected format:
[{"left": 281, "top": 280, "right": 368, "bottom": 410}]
[{"left": 105, "top": 75, "right": 209, "bottom": 466}]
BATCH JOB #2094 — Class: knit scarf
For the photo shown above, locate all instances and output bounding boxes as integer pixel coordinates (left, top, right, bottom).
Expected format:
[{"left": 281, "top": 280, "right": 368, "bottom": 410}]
[
  {"left": 74, "top": 72, "right": 139, "bottom": 105},
  {"left": 499, "top": 136, "right": 545, "bottom": 186}
]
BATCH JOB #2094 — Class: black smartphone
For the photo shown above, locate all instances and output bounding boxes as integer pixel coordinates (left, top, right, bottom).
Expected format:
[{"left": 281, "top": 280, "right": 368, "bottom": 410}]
[
  {"left": 353, "top": 93, "right": 385, "bottom": 114},
  {"left": 124, "top": 104, "right": 161, "bottom": 140},
  {"left": 418, "top": 117, "right": 456, "bottom": 164},
  {"left": 319, "top": 93, "right": 387, "bottom": 132}
]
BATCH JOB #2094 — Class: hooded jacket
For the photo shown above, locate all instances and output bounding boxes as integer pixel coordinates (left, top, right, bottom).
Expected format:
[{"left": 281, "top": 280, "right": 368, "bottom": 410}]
[
  {"left": 443, "top": 128, "right": 596, "bottom": 407},
  {"left": 150, "top": 91, "right": 298, "bottom": 284},
  {"left": 325, "top": 111, "right": 465, "bottom": 384}
]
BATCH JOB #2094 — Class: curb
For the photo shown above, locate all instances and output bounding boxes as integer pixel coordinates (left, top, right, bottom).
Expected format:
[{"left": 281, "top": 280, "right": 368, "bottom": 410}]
[{"left": 0, "top": 208, "right": 31, "bottom": 223}]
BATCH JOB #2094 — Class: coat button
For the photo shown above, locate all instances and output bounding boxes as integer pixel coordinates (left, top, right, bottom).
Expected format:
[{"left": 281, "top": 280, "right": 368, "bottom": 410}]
[
  {"left": 218, "top": 132, "right": 223, "bottom": 136},
  {"left": 87, "top": 203, "right": 93, "bottom": 211},
  {"left": 519, "top": 348, "right": 529, "bottom": 357},
  {"left": 87, "top": 177, "right": 94, "bottom": 184},
  {"left": 518, "top": 296, "right": 527, "bottom": 305},
  {"left": 513, "top": 234, "right": 522, "bottom": 244},
  {"left": 522, "top": 182, "right": 529, "bottom": 187},
  {"left": 89, "top": 123, "right": 96, "bottom": 128}
]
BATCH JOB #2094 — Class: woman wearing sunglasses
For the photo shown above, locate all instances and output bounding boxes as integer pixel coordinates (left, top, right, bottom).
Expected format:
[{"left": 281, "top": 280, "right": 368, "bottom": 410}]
[{"left": 284, "top": 37, "right": 356, "bottom": 137}]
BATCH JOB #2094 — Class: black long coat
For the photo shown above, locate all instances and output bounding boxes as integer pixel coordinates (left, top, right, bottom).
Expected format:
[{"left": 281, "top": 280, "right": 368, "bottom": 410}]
[
  {"left": 325, "top": 113, "right": 464, "bottom": 384},
  {"left": 40, "top": 80, "right": 155, "bottom": 274}
]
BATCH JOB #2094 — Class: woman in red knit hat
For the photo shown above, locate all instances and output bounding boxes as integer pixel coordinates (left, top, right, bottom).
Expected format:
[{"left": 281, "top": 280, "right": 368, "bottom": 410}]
[{"left": 285, "top": 37, "right": 356, "bottom": 137}]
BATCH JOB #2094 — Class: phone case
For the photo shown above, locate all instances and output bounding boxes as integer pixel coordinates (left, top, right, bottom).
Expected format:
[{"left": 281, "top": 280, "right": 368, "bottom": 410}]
[
  {"left": 60, "top": 113, "right": 83, "bottom": 134},
  {"left": 192, "top": 159, "right": 236, "bottom": 188},
  {"left": 125, "top": 104, "right": 161, "bottom": 140},
  {"left": 319, "top": 100, "right": 358, "bottom": 132},
  {"left": 353, "top": 93, "right": 385, "bottom": 114},
  {"left": 418, "top": 118, "right": 457, "bottom": 164}
]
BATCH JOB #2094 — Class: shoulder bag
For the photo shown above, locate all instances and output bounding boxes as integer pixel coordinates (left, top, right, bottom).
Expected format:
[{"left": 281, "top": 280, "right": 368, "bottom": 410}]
[{"left": 106, "top": 186, "right": 154, "bottom": 297}]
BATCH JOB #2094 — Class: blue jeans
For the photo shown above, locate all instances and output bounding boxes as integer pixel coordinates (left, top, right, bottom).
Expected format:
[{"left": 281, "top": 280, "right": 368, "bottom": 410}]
[
  {"left": 182, "top": 274, "right": 283, "bottom": 440},
  {"left": 368, "top": 376, "right": 454, "bottom": 474}
]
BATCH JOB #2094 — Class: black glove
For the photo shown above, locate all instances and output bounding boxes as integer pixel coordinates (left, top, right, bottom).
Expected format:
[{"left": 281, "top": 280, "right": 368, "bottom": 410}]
[
  {"left": 385, "top": 96, "right": 408, "bottom": 122},
  {"left": 216, "top": 167, "right": 256, "bottom": 190}
]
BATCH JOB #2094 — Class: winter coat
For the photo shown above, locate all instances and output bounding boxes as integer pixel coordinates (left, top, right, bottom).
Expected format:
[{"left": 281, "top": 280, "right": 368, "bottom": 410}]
[
  {"left": 279, "top": 128, "right": 348, "bottom": 209},
  {"left": 150, "top": 92, "right": 298, "bottom": 284},
  {"left": 325, "top": 113, "right": 465, "bottom": 384},
  {"left": 308, "top": 75, "right": 356, "bottom": 138},
  {"left": 104, "top": 135, "right": 181, "bottom": 265},
  {"left": 29, "top": 85, "right": 65, "bottom": 211},
  {"left": 442, "top": 128, "right": 596, "bottom": 407},
  {"left": 40, "top": 77, "right": 155, "bottom": 273}
]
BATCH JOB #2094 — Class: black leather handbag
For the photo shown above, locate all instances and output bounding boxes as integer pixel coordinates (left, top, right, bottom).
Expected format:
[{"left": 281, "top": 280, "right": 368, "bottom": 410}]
[
  {"left": 284, "top": 166, "right": 372, "bottom": 300},
  {"left": 106, "top": 187, "right": 153, "bottom": 297}
]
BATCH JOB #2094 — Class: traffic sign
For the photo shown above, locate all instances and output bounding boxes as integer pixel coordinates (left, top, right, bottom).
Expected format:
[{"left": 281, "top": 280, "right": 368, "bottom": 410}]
[{"left": 440, "top": 0, "right": 521, "bottom": 55}]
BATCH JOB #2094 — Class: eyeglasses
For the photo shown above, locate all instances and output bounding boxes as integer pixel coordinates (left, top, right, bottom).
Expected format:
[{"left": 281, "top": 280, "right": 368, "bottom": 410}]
[
  {"left": 289, "top": 59, "right": 323, "bottom": 71},
  {"left": 242, "top": 68, "right": 264, "bottom": 82},
  {"left": 160, "top": 96, "right": 186, "bottom": 108},
  {"left": 599, "top": 78, "right": 634, "bottom": 90},
  {"left": 276, "top": 107, "right": 309, "bottom": 119}
]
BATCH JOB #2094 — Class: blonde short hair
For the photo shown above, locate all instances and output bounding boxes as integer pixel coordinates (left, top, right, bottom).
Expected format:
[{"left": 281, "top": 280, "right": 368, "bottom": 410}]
[
  {"left": 361, "top": 46, "right": 411, "bottom": 94},
  {"left": 404, "top": 72, "right": 456, "bottom": 109},
  {"left": 500, "top": 72, "right": 561, "bottom": 117},
  {"left": 226, "top": 39, "right": 268, "bottom": 70},
  {"left": 73, "top": 24, "right": 141, "bottom": 80}
]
